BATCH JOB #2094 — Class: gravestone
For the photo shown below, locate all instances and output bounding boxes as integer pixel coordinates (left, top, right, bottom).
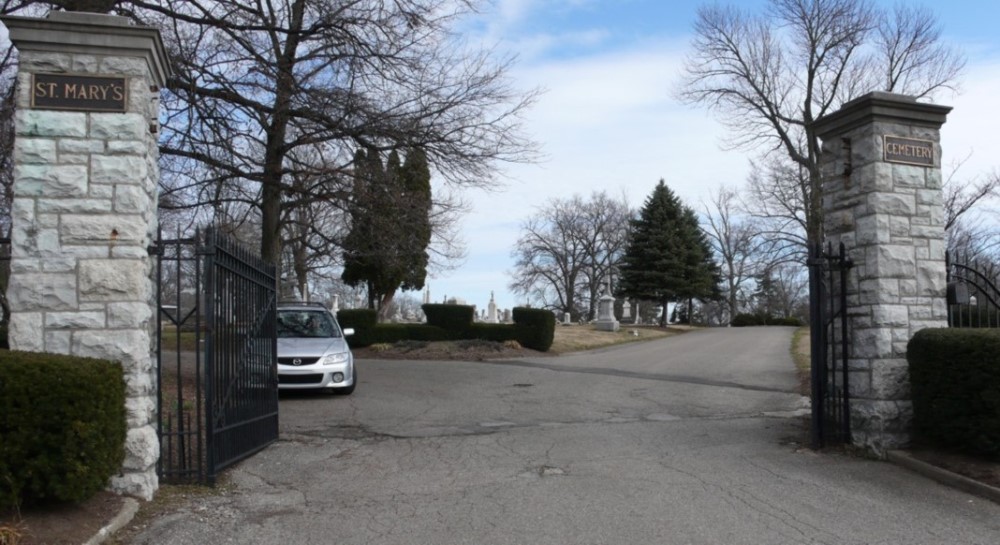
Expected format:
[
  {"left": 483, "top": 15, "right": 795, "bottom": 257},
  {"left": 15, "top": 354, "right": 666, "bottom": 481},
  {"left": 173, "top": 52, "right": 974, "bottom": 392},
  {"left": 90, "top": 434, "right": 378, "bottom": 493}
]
[
  {"left": 594, "top": 293, "right": 620, "bottom": 332},
  {"left": 2, "top": 10, "right": 170, "bottom": 500},
  {"left": 815, "top": 91, "right": 950, "bottom": 453}
]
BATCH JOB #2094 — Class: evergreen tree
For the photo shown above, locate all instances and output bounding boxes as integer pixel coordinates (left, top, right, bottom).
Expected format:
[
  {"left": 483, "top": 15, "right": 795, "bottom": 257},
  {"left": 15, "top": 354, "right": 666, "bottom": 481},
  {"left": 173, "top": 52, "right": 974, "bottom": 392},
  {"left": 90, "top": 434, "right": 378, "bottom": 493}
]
[
  {"left": 341, "top": 147, "right": 433, "bottom": 316},
  {"left": 617, "top": 180, "right": 720, "bottom": 326},
  {"left": 398, "top": 148, "right": 432, "bottom": 292}
]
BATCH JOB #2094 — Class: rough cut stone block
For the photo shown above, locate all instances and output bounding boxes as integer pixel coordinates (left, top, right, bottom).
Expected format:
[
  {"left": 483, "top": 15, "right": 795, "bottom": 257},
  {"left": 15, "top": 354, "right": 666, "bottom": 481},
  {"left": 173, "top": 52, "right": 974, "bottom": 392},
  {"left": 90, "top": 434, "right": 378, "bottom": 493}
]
[
  {"left": 892, "top": 164, "right": 926, "bottom": 188},
  {"left": 108, "top": 140, "right": 147, "bottom": 155},
  {"left": 59, "top": 138, "right": 105, "bottom": 154},
  {"left": 46, "top": 311, "right": 106, "bottom": 329},
  {"left": 855, "top": 214, "right": 890, "bottom": 245},
  {"left": 91, "top": 154, "right": 148, "bottom": 185},
  {"left": 44, "top": 330, "right": 72, "bottom": 355},
  {"left": 37, "top": 198, "right": 112, "bottom": 214},
  {"left": 847, "top": 370, "right": 872, "bottom": 398},
  {"left": 108, "top": 302, "right": 154, "bottom": 328},
  {"left": 14, "top": 138, "right": 57, "bottom": 163},
  {"left": 8, "top": 312, "right": 44, "bottom": 352},
  {"left": 849, "top": 399, "right": 913, "bottom": 454},
  {"left": 121, "top": 425, "right": 159, "bottom": 471},
  {"left": 871, "top": 305, "right": 908, "bottom": 327},
  {"left": 90, "top": 113, "right": 145, "bottom": 141},
  {"left": 13, "top": 226, "right": 61, "bottom": 257},
  {"left": 851, "top": 327, "right": 894, "bottom": 359},
  {"left": 62, "top": 214, "right": 148, "bottom": 245},
  {"left": 100, "top": 56, "right": 149, "bottom": 76},
  {"left": 110, "top": 467, "right": 157, "bottom": 501},
  {"left": 79, "top": 259, "right": 148, "bottom": 301},
  {"left": 7, "top": 273, "right": 77, "bottom": 311},
  {"left": 14, "top": 164, "right": 88, "bottom": 197},
  {"left": 16, "top": 110, "right": 86, "bottom": 137},
  {"left": 90, "top": 184, "right": 114, "bottom": 199},
  {"left": 71, "top": 54, "right": 99, "bottom": 73},
  {"left": 859, "top": 278, "right": 900, "bottom": 304},
  {"left": 125, "top": 396, "right": 156, "bottom": 429},
  {"left": 868, "top": 193, "right": 915, "bottom": 216},
  {"left": 74, "top": 330, "right": 153, "bottom": 371},
  {"left": 114, "top": 185, "right": 153, "bottom": 214},
  {"left": 868, "top": 245, "right": 916, "bottom": 279},
  {"left": 19, "top": 52, "right": 71, "bottom": 72},
  {"left": 915, "top": 264, "right": 946, "bottom": 295}
]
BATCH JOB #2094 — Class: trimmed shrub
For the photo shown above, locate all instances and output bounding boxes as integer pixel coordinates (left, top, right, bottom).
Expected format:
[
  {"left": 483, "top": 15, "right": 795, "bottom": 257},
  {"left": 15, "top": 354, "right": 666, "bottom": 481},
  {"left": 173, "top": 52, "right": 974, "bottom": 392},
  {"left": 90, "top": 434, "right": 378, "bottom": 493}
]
[
  {"left": 369, "top": 324, "right": 449, "bottom": 344},
  {"left": 467, "top": 323, "right": 521, "bottom": 343},
  {"left": 731, "top": 313, "right": 765, "bottom": 327},
  {"left": 422, "top": 304, "right": 475, "bottom": 332},
  {"left": 908, "top": 328, "right": 1000, "bottom": 460},
  {"left": 513, "top": 307, "right": 555, "bottom": 351},
  {"left": 337, "top": 309, "right": 378, "bottom": 346},
  {"left": 731, "top": 313, "right": 803, "bottom": 327},
  {"left": 0, "top": 352, "right": 126, "bottom": 507}
]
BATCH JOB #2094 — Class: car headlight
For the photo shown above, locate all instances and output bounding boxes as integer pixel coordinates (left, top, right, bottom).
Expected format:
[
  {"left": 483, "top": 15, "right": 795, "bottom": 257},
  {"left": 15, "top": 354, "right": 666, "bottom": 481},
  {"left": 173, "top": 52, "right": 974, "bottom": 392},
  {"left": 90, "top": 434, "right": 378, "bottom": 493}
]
[{"left": 321, "top": 352, "right": 349, "bottom": 365}]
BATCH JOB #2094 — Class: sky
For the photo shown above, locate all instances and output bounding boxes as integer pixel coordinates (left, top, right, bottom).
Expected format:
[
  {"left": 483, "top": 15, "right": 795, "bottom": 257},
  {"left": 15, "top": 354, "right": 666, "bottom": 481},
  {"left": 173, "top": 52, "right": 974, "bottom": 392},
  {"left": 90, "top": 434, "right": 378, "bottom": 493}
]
[{"left": 422, "top": 0, "right": 1000, "bottom": 313}]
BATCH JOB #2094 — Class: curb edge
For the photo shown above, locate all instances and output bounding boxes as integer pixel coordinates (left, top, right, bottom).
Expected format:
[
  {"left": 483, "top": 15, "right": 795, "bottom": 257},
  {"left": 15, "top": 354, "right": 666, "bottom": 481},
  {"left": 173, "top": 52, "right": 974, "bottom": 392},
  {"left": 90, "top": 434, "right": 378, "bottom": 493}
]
[
  {"left": 887, "top": 450, "right": 1000, "bottom": 505},
  {"left": 82, "top": 497, "right": 139, "bottom": 545}
]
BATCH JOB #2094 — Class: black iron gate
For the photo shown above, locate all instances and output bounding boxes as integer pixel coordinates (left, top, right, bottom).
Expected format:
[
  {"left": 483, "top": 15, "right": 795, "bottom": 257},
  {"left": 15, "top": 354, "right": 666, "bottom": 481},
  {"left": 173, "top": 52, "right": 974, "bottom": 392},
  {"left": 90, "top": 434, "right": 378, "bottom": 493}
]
[
  {"left": 154, "top": 227, "right": 278, "bottom": 484},
  {"left": 946, "top": 252, "right": 1000, "bottom": 328},
  {"left": 807, "top": 242, "right": 853, "bottom": 449}
]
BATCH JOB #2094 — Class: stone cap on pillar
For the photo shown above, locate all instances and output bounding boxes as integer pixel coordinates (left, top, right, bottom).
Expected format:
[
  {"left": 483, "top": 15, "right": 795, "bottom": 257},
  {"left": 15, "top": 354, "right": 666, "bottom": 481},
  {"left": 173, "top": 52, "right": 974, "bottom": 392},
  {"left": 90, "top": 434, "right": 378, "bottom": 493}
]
[
  {"left": 814, "top": 91, "right": 952, "bottom": 140},
  {"left": 1, "top": 10, "right": 172, "bottom": 85}
]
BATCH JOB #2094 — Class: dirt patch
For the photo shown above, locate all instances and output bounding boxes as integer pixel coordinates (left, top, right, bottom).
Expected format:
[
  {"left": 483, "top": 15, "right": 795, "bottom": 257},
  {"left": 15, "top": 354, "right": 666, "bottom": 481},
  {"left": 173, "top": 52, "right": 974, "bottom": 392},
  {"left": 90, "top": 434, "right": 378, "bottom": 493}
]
[
  {"left": 353, "top": 339, "right": 537, "bottom": 361},
  {"left": 908, "top": 449, "right": 1000, "bottom": 489},
  {"left": 0, "top": 491, "right": 126, "bottom": 545}
]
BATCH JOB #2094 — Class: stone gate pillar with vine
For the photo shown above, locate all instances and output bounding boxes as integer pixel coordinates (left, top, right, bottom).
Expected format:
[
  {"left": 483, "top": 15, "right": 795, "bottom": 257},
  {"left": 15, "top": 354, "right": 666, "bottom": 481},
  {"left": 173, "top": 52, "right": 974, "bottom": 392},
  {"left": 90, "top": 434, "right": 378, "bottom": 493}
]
[
  {"left": 815, "top": 91, "right": 951, "bottom": 453},
  {"left": 2, "top": 11, "right": 170, "bottom": 499}
]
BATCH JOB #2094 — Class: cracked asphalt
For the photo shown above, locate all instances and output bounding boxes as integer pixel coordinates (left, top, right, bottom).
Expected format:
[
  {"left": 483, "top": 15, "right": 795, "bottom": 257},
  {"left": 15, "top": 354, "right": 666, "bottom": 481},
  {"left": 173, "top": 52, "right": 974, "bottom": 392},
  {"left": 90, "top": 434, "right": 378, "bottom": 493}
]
[{"left": 131, "top": 327, "right": 1000, "bottom": 544}]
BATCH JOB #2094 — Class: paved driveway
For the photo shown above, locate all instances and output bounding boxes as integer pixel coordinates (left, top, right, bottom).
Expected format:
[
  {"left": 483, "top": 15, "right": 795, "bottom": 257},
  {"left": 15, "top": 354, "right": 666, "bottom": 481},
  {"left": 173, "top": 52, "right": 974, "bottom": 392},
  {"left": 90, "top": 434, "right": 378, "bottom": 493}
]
[{"left": 130, "top": 327, "right": 1000, "bottom": 544}]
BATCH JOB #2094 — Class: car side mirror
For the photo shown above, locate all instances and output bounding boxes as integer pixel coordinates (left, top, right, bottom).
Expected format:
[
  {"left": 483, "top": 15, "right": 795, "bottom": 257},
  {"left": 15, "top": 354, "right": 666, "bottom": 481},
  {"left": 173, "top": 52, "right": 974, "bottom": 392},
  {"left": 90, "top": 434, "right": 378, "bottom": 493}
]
[{"left": 343, "top": 328, "right": 355, "bottom": 336}]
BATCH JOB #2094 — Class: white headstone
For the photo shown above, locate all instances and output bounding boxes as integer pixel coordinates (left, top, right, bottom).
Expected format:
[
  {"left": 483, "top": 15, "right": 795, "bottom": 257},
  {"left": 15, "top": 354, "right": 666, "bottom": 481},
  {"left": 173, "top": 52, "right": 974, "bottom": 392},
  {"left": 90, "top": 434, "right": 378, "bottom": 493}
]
[{"left": 487, "top": 291, "right": 498, "bottom": 323}]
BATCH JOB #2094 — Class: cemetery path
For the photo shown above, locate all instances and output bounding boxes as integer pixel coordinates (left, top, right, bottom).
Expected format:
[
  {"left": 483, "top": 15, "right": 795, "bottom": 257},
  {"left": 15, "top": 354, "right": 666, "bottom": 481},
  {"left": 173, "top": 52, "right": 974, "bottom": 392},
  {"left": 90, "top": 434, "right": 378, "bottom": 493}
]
[{"left": 123, "top": 327, "right": 1000, "bottom": 545}]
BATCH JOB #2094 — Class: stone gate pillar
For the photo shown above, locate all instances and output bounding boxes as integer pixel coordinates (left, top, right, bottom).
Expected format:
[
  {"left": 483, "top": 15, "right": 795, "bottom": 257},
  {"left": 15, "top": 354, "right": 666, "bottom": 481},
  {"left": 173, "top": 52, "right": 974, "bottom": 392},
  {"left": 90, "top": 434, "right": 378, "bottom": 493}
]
[
  {"left": 815, "top": 92, "right": 951, "bottom": 453},
  {"left": 2, "top": 11, "right": 170, "bottom": 499}
]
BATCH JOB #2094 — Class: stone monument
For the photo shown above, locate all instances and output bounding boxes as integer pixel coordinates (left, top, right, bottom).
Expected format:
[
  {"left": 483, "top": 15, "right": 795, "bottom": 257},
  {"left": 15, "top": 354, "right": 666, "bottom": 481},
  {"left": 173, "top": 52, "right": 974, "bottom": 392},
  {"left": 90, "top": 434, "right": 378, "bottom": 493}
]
[
  {"left": 815, "top": 91, "right": 950, "bottom": 453},
  {"left": 2, "top": 10, "right": 171, "bottom": 499}
]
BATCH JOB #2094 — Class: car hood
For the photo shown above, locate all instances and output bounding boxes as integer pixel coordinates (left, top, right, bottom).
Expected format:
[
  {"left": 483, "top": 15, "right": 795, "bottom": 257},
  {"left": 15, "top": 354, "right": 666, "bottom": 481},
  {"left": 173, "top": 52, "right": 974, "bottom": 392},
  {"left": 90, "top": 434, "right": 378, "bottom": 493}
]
[{"left": 277, "top": 337, "right": 351, "bottom": 358}]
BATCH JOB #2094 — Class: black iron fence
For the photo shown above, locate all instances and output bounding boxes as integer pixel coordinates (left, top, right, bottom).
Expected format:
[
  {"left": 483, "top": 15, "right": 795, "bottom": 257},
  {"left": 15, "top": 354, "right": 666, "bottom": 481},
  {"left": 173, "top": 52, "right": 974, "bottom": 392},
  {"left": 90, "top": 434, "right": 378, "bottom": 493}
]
[
  {"left": 807, "top": 242, "right": 853, "bottom": 449},
  {"left": 946, "top": 252, "right": 1000, "bottom": 328},
  {"left": 154, "top": 227, "right": 278, "bottom": 485}
]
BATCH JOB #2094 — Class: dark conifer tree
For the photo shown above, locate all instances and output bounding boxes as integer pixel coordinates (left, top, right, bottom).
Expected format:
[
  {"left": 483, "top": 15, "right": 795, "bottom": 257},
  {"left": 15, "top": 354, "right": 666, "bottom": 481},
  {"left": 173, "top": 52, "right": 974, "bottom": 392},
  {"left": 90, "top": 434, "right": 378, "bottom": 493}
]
[{"left": 618, "top": 179, "right": 719, "bottom": 326}]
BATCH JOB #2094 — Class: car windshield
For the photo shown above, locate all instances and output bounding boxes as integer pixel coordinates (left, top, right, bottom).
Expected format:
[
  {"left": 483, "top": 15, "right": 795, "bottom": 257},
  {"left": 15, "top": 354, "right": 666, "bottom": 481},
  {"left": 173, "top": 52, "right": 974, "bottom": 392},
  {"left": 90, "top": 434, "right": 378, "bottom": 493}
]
[{"left": 277, "top": 310, "right": 340, "bottom": 338}]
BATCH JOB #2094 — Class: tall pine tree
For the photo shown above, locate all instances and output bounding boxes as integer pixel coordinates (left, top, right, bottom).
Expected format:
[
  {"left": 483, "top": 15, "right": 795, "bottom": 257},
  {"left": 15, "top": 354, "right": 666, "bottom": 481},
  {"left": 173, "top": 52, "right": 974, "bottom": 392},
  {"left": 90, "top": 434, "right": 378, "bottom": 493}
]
[
  {"left": 618, "top": 180, "right": 719, "bottom": 326},
  {"left": 341, "top": 147, "right": 433, "bottom": 317}
]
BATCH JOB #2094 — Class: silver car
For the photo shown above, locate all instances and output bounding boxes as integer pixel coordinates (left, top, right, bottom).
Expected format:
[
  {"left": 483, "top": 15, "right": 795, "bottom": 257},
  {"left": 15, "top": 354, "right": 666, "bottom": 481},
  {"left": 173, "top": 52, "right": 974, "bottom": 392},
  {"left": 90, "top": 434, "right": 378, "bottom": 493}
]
[{"left": 277, "top": 302, "right": 356, "bottom": 395}]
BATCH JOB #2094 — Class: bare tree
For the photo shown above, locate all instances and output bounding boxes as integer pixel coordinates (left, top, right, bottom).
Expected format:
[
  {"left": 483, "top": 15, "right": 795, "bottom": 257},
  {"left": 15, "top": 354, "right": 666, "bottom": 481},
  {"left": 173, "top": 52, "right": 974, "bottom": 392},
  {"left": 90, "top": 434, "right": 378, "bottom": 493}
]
[
  {"left": 509, "top": 192, "right": 631, "bottom": 320},
  {"left": 122, "top": 0, "right": 538, "bottom": 267},
  {"left": 702, "top": 186, "right": 775, "bottom": 324},
  {"left": 680, "top": 0, "right": 963, "bottom": 245}
]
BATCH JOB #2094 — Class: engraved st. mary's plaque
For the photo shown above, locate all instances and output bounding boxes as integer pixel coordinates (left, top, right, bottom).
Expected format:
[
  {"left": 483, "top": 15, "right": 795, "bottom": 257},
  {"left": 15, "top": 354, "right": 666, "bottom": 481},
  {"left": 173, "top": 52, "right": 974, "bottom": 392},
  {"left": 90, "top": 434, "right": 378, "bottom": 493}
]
[
  {"left": 883, "top": 135, "right": 934, "bottom": 167},
  {"left": 31, "top": 74, "right": 128, "bottom": 112}
]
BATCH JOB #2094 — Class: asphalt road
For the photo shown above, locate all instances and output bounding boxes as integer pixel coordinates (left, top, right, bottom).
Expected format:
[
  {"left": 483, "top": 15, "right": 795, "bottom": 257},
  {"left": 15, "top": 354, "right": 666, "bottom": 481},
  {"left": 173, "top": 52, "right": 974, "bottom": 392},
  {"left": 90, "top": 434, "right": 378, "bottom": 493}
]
[{"left": 130, "top": 327, "right": 1000, "bottom": 544}]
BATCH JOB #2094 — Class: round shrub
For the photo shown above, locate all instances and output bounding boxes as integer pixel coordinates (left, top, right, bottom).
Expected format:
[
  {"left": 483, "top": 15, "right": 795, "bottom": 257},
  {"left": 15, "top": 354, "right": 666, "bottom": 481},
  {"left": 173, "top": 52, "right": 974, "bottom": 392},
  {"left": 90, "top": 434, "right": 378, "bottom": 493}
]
[
  {"left": 0, "top": 351, "right": 126, "bottom": 507},
  {"left": 513, "top": 307, "right": 555, "bottom": 351}
]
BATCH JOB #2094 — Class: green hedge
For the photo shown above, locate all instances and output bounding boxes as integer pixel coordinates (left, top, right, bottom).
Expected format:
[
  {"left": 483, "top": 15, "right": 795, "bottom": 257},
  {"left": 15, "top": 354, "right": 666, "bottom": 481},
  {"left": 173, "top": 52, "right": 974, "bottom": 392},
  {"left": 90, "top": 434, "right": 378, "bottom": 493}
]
[
  {"left": 731, "top": 313, "right": 803, "bottom": 327},
  {"left": 908, "top": 328, "right": 1000, "bottom": 460},
  {"left": 467, "top": 323, "right": 521, "bottom": 343},
  {"left": 0, "top": 351, "right": 126, "bottom": 507},
  {"left": 339, "top": 306, "right": 556, "bottom": 351},
  {"left": 513, "top": 307, "right": 555, "bottom": 351},
  {"left": 422, "top": 304, "right": 475, "bottom": 331}
]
